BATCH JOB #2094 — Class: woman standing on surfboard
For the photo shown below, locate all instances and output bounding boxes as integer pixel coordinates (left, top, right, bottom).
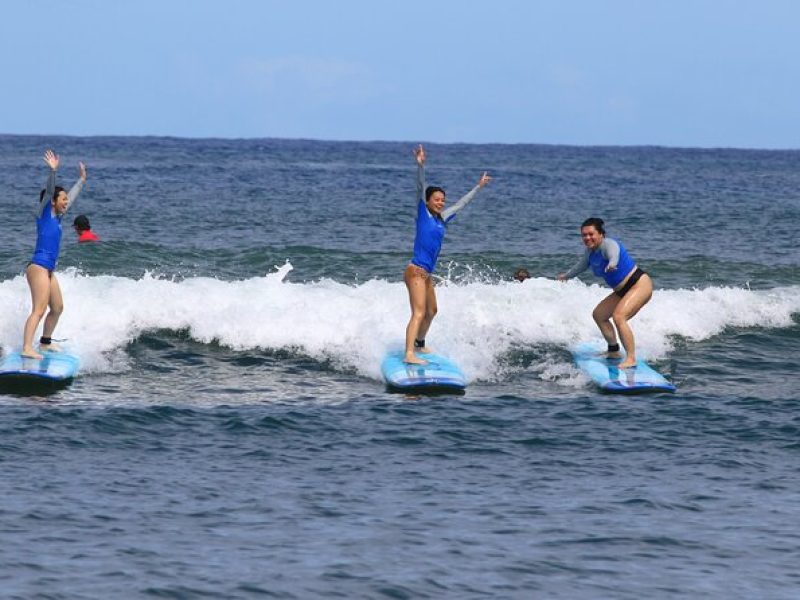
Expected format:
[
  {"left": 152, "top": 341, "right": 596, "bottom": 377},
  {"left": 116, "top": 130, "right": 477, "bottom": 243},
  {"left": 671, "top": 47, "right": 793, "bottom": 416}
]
[
  {"left": 403, "top": 144, "right": 491, "bottom": 365},
  {"left": 21, "top": 150, "right": 87, "bottom": 359},
  {"left": 557, "top": 217, "right": 652, "bottom": 369}
]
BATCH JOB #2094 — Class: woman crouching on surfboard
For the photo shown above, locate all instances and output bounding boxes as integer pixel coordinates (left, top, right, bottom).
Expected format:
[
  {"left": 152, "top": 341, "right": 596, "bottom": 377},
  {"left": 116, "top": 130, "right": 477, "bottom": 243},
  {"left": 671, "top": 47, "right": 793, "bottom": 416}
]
[
  {"left": 557, "top": 217, "right": 652, "bottom": 369},
  {"left": 403, "top": 144, "right": 491, "bottom": 365},
  {"left": 22, "top": 150, "right": 87, "bottom": 359}
]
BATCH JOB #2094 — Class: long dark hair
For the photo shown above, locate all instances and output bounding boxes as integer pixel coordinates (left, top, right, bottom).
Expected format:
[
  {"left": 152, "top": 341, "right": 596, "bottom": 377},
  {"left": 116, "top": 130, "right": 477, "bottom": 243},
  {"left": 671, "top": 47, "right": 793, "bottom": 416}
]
[{"left": 581, "top": 217, "right": 605, "bottom": 235}]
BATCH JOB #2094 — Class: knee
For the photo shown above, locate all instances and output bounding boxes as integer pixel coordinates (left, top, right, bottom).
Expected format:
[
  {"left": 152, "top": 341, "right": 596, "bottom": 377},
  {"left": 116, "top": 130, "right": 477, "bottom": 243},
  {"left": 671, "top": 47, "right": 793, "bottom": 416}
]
[
  {"left": 409, "top": 308, "right": 425, "bottom": 322},
  {"left": 49, "top": 302, "right": 64, "bottom": 317},
  {"left": 426, "top": 305, "right": 438, "bottom": 319},
  {"left": 29, "top": 306, "right": 47, "bottom": 320},
  {"left": 611, "top": 311, "right": 627, "bottom": 326},
  {"left": 592, "top": 308, "right": 607, "bottom": 323}
]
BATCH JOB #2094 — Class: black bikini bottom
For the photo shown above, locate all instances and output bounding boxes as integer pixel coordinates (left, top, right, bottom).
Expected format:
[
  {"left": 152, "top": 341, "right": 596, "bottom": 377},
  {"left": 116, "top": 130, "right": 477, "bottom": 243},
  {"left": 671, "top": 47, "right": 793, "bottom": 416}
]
[{"left": 615, "top": 267, "right": 646, "bottom": 298}]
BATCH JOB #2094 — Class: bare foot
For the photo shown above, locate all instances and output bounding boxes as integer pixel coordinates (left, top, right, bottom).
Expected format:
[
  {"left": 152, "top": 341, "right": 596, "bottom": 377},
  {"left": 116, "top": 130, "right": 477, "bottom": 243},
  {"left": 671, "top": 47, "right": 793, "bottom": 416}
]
[
  {"left": 21, "top": 347, "right": 44, "bottom": 360},
  {"left": 40, "top": 342, "right": 62, "bottom": 353},
  {"left": 618, "top": 358, "right": 637, "bottom": 369},
  {"left": 403, "top": 353, "right": 428, "bottom": 365}
]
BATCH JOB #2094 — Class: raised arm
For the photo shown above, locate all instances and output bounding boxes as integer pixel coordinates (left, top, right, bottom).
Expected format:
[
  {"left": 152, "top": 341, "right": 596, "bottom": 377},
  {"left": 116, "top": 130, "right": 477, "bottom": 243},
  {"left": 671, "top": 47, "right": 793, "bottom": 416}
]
[
  {"left": 64, "top": 161, "right": 87, "bottom": 213},
  {"left": 440, "top": 171, "right": 491, "bottom": 221},
  {"left": 37, "top": 150, "right": 59, "bottom": 217},
  {"left": 414, "top": 144, "right": 426, "bottom": 202}
]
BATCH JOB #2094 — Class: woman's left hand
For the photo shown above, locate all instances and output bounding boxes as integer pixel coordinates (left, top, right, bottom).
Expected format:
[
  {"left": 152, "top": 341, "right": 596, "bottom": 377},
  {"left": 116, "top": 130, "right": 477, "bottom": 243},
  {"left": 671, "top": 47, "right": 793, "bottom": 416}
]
[
  {"left": 78, "top": 162, "right": 87, "bottom": 181},
  {"left": 413, "top": 144, "right": 426, "bottom": 165},
  {"left": 478, "top": 172, "right": 491, "bottom": 187}
]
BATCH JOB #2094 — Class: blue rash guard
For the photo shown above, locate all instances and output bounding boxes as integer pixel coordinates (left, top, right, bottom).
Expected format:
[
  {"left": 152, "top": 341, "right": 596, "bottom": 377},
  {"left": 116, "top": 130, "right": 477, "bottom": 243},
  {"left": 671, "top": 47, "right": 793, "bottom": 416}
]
[
  {"left": 31, "top": 206, "right": 63, "bottom": 270},
  {"left": 563, "top": 237, "right": 637, "bottom": 288},
  {"left": 409, "top": 163, "right": 481, "bottom": 273},
  {"left": 410, "top": 199, "right": 452, "bottom": 273},
  {"left": 30, "top": 169, "right": 84, "bottom": 271}
]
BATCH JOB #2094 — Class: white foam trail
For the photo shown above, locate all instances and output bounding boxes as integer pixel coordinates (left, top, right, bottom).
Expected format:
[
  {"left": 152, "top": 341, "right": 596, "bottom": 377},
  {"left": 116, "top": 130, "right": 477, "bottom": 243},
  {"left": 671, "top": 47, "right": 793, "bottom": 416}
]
[{"left": 1, "top": 265, "right": 798, "bottom": 382}]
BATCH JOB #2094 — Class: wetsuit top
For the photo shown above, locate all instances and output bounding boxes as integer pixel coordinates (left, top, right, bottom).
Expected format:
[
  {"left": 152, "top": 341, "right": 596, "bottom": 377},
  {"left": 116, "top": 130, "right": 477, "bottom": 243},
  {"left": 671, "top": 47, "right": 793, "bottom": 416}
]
[
  {"left": 562, "top": 237, "right": 636, "bottom": 288},
  {"left": 30, "top": 170, "right": 84, "bottom": 270},
  {"left": 77, "top": 230, "right": 99, "bottom": 243},
  {"left": 410, "top": 163, "right": 481, "bottom": 273}
]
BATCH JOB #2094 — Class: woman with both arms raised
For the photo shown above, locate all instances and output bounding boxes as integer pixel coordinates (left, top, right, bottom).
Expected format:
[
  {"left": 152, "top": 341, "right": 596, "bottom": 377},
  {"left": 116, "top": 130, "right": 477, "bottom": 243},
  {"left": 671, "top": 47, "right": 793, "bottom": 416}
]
[
  {"left": 403, "top": 144, "right": 491, "bottom": 365},
  {"left": 557, "top": 217, "right": 652, "bottom": 369},
  {"left": 22, "top": 150, "right": 87, "bottom": 359}
]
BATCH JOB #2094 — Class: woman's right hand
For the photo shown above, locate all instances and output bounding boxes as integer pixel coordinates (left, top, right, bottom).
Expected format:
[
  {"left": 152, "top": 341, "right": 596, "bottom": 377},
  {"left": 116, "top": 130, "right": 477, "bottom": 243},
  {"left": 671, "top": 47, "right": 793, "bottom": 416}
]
[{"left": 43, "top": 149, "right": 60, "bottom": 170}]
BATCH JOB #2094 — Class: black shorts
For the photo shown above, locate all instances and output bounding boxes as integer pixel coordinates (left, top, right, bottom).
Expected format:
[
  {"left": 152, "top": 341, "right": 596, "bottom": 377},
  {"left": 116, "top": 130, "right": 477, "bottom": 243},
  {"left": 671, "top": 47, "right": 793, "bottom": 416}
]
[{"left": 615, "top": 267, "right": 646, "bottom": 298}]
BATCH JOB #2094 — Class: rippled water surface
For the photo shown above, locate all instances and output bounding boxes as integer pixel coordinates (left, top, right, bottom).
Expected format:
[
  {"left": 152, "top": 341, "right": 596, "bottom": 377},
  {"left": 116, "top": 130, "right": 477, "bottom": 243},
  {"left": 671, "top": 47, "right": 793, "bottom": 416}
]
[{"left": 0, "top": 135, "right": 798, "bottom": 598}]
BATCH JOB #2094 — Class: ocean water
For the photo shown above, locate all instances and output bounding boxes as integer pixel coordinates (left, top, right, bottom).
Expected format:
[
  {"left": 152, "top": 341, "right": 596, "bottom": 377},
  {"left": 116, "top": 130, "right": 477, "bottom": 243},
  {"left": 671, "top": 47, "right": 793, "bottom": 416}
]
[{"left": 0, "top": 135, "right": 798, "bottom": 598}]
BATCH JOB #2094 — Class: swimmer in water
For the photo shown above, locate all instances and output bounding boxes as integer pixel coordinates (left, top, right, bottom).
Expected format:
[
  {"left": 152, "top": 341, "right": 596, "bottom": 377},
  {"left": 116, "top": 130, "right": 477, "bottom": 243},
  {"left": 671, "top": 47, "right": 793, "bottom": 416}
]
[
  {"left": 22, "top": 150, "right": 87, "bottom": 359},
  {"left": 513, "top": 268, "right": 530, "bottom": 282},
  {"left": 557, "top": 217, "right": 652, "bottom": 369},
  {"left": 403, "top": 144, "right": 491, "bottom": 364},
  {"left": 73, "top": 214, "right": 99, "bottom": 242}
]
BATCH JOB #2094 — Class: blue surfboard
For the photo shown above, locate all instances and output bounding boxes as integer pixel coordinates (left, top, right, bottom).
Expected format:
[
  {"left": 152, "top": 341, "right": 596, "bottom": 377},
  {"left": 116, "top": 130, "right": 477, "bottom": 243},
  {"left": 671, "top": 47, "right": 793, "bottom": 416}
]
[
  {"left": 0, "top": 350, "right": 80, "bottom": 385},
  {"left": 381, "top": 350, "right": 466, "bottom": 393},
  {"left": 573, "top": 343, "right": 675, "bottom": 394}
]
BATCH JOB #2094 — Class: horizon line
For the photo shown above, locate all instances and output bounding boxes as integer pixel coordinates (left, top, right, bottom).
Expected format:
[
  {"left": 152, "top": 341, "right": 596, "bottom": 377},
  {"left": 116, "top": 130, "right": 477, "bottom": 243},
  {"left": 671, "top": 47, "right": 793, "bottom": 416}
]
[{"left": 0, "top": 132, "right": 797, "bottom": 153}]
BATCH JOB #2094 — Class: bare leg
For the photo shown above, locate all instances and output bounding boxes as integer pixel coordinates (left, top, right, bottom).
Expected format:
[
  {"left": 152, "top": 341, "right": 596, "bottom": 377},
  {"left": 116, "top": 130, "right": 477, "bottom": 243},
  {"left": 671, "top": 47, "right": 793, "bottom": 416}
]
[
  {"left": 414, "top": 277, "right": 437, "bottom": 353},
  {"left": 40, "top": 272, "right": 64, "bottom": 352},
  {"left": 592, "top": 292, "right": 622, "bottom": 358},
  {"left": 404, "top": 265, "right": 430, "bottom": 364},
  {"left": 614, "top": 274, "right": 653, "bottom": 369},
  {"left": 22, "top": 264, "right": 51, "bottom": 359}
]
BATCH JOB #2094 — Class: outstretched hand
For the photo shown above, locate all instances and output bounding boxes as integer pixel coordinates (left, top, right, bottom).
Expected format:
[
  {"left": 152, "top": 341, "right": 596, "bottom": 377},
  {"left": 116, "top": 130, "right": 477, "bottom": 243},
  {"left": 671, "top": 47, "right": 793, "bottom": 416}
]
[
  {"left": 78, "top": 161, "right": 87, "bottom": 181},
  {"left": 477, "top": 171, "right": 491, "bottom": 188},
  {"left": 413, "top": 144, "right": 426, "bottom": 166},
  {"left": 43, "top": 149, "right": 60, "bottom": 170}
]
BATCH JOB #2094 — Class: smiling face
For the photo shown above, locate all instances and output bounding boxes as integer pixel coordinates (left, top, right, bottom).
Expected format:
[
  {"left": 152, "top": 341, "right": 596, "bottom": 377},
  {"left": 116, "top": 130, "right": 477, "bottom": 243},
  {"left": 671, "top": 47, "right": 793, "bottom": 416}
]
[
  {"left": 580, "top": 224, "right": 603, "bottom": 250},
  {"left": 52, "top": 189, "right": 69, "bottom": 215},
  {"left": 426, "top": 190, "right": 446, "bottom": 216}
]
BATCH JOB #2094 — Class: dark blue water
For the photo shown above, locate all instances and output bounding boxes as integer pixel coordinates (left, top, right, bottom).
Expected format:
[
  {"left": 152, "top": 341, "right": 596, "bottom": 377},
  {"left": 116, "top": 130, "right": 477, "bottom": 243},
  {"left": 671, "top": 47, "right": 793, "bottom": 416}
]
[{"left": 0, "top": 135, "right": 798, "bottom": 598}]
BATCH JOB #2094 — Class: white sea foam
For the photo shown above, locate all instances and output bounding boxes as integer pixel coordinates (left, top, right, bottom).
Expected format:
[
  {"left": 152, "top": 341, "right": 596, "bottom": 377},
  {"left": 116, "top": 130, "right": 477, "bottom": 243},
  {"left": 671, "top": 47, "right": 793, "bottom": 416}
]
[{"left": 1, "top": 264, "right": 798, "bottom": 382}]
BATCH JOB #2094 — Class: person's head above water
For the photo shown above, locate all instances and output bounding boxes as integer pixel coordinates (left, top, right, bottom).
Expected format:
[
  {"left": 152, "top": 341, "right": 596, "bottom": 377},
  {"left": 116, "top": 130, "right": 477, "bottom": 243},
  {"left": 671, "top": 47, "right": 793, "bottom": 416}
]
[
  {"left": 513, "top": 268, "right": 530, "bottom": 282},
  {"left": 425, "top": 185, "right": 446, "bottom": 216},
  {"left": 73, "top": 214, "right": 91, "bottom": 231},
  {"left": 580, "top": 217, "right": 606, "bottom": 250}
]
